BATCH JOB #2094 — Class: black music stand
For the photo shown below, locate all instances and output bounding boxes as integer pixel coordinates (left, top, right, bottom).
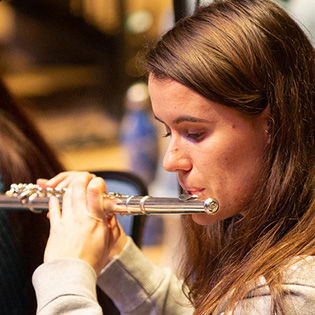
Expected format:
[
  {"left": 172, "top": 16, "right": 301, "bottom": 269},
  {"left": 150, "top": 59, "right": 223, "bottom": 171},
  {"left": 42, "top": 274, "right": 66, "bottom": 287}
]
[{"left": 91, "top": 170, "right": 148, "bottom": 314}]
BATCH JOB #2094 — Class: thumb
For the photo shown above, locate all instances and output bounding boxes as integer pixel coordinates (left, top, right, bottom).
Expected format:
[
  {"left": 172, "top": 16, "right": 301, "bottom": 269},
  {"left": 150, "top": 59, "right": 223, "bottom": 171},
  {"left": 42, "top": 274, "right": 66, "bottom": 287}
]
[{"left": 48, "top": 196, "right": 61, "bottom": 230}]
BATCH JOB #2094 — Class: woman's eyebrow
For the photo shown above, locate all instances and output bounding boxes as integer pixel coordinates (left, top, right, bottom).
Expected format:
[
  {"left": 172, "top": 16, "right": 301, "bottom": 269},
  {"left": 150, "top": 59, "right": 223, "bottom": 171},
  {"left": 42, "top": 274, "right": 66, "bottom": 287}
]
[
  {"left": 173, "top": 115, "right": 210, "bottom": 124},
  {"left": 154, "top": 115, "right": 210, "bottom": 124}
]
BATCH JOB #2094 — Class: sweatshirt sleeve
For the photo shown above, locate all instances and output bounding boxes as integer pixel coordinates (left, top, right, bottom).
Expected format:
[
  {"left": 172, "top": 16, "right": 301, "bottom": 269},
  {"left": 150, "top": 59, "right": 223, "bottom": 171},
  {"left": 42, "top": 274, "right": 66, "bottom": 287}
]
[
  {"left": 32, "top": 259, "right": 102, "bottom": 315},
  {"left": 97, "top": 237, "right": 193, "bottom": 315},
  {"left": 217, "top": 256, "right": 315, "bottom": 315}
]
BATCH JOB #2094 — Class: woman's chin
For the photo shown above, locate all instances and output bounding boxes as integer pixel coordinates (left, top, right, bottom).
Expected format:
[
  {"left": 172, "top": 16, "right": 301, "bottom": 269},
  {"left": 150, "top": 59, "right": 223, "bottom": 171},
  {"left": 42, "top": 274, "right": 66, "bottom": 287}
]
[{"left": 191, "top": 213, "right": 219, "bottom": 225}]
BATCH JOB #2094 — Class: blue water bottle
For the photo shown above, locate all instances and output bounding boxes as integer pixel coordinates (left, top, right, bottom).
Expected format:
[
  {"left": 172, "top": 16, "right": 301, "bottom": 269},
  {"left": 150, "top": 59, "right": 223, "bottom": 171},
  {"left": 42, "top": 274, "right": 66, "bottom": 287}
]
[{"left": 120, "top": 82, "right": 158, "bottom": 185}]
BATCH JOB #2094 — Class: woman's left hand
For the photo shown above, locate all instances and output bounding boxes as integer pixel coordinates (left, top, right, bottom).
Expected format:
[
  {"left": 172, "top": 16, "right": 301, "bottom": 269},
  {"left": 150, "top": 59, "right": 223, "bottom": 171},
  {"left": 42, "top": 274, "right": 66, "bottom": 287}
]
[{"left": 42, "top": 172, "right": 121, "bottom": 275}]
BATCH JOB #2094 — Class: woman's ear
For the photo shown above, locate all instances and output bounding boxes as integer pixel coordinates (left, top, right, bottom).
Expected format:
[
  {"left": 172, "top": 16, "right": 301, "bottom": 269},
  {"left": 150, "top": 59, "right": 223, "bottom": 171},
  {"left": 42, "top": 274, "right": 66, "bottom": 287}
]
[
  {"left": 265, "top": 118, "right": 272, "bottom": 134},
  {"left": 261, "top": 106, "right": 272, "bottom": 144}
]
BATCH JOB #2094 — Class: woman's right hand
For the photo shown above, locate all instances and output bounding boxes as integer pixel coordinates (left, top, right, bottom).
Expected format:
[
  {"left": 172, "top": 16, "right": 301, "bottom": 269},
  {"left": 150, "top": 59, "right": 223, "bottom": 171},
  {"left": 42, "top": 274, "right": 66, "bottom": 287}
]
[{"left": 37, "top": 171, "right": 128, "bottom": 275}]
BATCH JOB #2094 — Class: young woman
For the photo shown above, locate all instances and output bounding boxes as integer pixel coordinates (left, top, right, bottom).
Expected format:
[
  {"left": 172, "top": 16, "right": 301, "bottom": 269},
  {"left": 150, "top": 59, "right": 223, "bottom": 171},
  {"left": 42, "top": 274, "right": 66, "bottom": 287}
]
[
  {"left": 32, "top": 0, "right": 314, "bottom": 314},
  {"left": 0, "top": 79, "right": 64, "bottom": 314}
]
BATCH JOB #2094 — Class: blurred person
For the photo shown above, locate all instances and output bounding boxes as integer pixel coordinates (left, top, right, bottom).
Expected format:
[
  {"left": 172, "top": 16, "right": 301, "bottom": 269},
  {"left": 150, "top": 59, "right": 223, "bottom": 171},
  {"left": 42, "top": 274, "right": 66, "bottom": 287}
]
[
  {"left": 33, "top": 1, "right": 314, "bottom": 314},
  {"left": 0, "top": 79, "right": 64, "bottom": 314}
]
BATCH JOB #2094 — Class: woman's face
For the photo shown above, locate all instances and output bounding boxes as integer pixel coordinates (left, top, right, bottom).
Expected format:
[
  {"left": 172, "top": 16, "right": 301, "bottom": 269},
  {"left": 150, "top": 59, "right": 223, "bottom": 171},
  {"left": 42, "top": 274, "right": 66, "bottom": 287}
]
[{"left": 148, "top": 75, "right": 269, "bottom": 225}]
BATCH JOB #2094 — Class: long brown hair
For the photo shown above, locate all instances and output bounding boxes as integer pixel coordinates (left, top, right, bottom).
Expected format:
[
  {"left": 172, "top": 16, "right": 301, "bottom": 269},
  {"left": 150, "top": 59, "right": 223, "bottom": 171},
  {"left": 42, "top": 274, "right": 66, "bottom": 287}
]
[
  {"left": 0, "top": 81, "right": 63, "bottom": 187},
  {"left": 0, "top": 79, "right": 64, "bottom": 314},
  {"left": 146, "top": 0, "right": 314, "bottom": 313}
]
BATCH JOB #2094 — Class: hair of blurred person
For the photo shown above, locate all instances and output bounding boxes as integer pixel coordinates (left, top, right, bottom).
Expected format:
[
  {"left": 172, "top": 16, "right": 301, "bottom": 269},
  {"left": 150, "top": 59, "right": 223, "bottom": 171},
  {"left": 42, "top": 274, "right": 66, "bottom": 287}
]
[
  {"left": 0, "top": 79, "right": 64, "bottom": 314},
  {"left": 145, "top": 0, "right": 314, "bottom": 313}
]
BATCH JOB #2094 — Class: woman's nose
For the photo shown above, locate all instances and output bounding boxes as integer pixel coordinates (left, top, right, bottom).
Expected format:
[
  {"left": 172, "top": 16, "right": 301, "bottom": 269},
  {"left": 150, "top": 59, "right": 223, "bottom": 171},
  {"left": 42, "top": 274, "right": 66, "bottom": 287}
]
[{"left": 162, "top": 143, "right": 191, "bottom": 173}]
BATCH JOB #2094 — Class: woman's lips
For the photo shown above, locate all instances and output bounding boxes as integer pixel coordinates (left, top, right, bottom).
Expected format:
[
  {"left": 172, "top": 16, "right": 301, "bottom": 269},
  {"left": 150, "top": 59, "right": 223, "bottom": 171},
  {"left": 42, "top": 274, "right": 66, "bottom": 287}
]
[
  {"left": 184, "top": 188, "right": 205, "bottom": 196},
  {"left": 179, "top": 180, "right": 206, "bottom": 197}
]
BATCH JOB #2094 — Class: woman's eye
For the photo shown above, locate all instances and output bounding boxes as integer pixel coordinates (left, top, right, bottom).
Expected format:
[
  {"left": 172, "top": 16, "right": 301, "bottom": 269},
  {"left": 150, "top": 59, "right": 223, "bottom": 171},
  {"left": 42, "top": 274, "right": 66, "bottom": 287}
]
[
  {"left": 162, "top": 132, "right": 171, "bottom": 138},
  {"left": 188, "top": 133, "right": 202, "bottom": 140},
  {"left": 185, "top": 131, "right": 205, "bottom": 141}
]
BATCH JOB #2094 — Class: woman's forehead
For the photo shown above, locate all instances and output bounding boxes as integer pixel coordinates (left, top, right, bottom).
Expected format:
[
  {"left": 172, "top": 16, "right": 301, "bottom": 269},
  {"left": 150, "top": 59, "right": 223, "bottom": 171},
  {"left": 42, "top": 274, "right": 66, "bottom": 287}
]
[
  {"left": 149, "top": 77, "right": 263, "bottom": 129},
  {"left": 149, "top": 79, "right": 213, "bottom": 115}
]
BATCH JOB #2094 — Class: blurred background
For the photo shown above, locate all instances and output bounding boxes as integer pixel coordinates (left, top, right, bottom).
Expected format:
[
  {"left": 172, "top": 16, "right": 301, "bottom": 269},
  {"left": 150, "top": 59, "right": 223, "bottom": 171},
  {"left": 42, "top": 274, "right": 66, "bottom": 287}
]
[
  {"left": 0, "top": 0, "right": 174, "bottom": 172},
  {"left": 0, "top": 0, "right": 313, "bottom": 269}
]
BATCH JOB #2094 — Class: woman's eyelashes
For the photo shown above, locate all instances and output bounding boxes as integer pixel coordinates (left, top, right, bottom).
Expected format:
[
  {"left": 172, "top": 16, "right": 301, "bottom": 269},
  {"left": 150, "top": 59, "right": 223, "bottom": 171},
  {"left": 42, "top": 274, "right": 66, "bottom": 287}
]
[
  {"left": 162, "top": 127, "right": 171, "bottom": 138},
  {"left": 185, "top": 131, "right": 205, "bottom": 141},
  {"left": 162, "top": 128, "right": 206, "bottom": 142}
]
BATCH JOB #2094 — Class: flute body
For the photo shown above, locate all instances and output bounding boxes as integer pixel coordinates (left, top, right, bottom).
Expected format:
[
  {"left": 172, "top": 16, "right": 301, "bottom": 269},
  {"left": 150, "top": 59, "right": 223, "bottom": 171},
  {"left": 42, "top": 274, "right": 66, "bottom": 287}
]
[{"left": 0, "top": 183, "right": 219, "bottom": 216}]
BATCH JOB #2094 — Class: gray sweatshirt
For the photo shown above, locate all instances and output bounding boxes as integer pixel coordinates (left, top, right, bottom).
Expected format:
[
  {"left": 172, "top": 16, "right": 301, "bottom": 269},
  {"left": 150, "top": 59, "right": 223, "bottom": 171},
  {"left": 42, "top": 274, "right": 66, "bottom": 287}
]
[{"left": 32, "top": 237, "right": 315, "bottom": 314}]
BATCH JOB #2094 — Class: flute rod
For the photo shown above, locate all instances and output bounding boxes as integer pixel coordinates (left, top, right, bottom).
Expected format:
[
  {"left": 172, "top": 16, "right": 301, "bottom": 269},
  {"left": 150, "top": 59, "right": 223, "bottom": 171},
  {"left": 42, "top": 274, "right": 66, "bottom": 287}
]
[
  {"left": 108, "top": 195, "right": 216, "bottom": 215},
  {"left": 0, "top": 193, "right": 219, "bottom": 216},
  {"left": 1, "top": 184, "right": 219, "bottom": 216}
]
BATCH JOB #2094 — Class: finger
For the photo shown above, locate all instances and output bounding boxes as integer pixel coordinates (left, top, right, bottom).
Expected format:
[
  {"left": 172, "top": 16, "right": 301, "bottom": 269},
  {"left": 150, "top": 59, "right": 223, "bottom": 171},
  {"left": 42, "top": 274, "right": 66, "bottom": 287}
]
[
  {"left": 56, "top": 173, "right": 96, "bottom": 190},
  {"left": 52, "top": 172, "right": 95, "bottom": 191},
  {"left": 86, "top": 177, "right": 108, "bottom": 221},
  {"left": 45, "top": 171, "right": 84, "bottom": 188},
  {"left": 61, "top": 184, "right": 74, "bottom": 221},
  {"left": 37, "top": 178, "right": 48, "bottom": 188},
  {"left": 45, "top": 172, "right": 72, "bottom": 187},
  {"left": 108, "top": 215, "right": 121, "bottom": 237},
  {"left": 70, "top": 173, "right": 93, "bottom": 218},
  {"left": 56, "top": 172, "right": 92, "bottom": 190},
  {"left": 107, "top": 216, "right": 123, "bottom": 251},
  {"left": 48, "top": 196, "right": 61, "bottom": 230},
  {"left": 55, "top": 176, "right": 74, "bottom": 190}
]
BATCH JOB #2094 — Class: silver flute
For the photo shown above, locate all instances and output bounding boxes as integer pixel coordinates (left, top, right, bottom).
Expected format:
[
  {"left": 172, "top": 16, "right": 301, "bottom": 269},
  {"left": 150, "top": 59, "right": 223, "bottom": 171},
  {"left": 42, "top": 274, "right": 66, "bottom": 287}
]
[{"left": 0, "top": 183, "right": 219, "bottom": 216}]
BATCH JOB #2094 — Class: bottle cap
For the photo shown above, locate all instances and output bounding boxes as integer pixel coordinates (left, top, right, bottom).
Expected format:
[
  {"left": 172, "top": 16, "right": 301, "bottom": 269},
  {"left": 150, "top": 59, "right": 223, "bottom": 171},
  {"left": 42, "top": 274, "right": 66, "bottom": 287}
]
[{"left": 126, "top": 82, "right": 150, "bottom": 110}]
